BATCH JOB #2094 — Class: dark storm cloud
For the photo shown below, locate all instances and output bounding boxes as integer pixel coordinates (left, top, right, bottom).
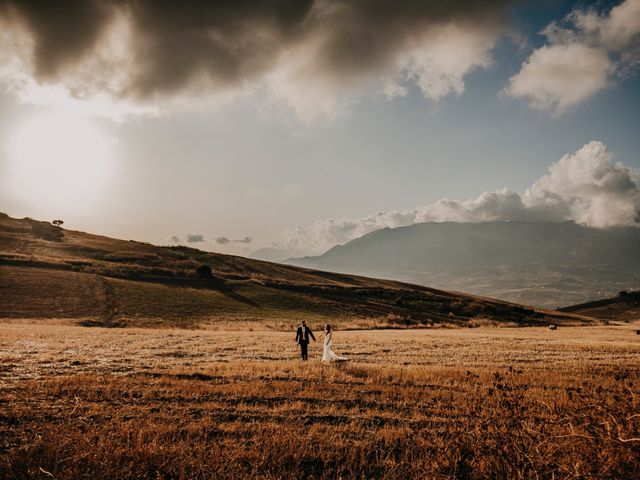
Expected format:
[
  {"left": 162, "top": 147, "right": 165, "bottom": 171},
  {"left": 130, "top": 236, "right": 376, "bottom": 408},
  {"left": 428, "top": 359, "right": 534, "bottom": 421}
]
[
  {"left": 121, "top": 0, "right": 314, "bottom": 98},
  {"left": 0, "top": 0, "right": 313, "bottom": 97},
  {"left": 0, "top": 0, "right": 116, "bottom": 79},
  {"left": 303, "top": 0, "right": 511, "bottom": 77},
  {"left": 0, "top": 0, "right": 513, "bottom": 107}
]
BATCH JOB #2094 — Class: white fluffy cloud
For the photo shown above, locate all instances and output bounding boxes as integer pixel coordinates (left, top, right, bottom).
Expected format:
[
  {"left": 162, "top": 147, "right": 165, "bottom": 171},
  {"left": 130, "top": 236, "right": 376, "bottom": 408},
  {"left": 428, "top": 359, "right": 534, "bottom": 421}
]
[
  {"left": 524, "top": 141, "right": 640, "bottom": 227},
  {"left": 505, "top": 0, "right": 640, "bottom": 114},
  {"left": 279, "top": 141, "right": 640, "bottom": 253},
  {"left": 505, "top": 43, "right": 612, "bottom": 113}
]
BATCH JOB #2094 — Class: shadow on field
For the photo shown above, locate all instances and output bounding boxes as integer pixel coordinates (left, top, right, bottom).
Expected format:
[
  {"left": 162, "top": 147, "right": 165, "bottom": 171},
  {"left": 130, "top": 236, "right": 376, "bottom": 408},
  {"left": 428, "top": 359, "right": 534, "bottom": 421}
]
[{"left": 120, "top": 275, "right": 260, "bottom": 308}]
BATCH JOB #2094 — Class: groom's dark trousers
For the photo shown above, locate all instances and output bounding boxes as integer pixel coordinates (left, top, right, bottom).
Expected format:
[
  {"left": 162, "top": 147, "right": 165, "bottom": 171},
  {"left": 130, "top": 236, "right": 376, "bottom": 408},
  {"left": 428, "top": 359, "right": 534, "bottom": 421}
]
[{"left": 295, "top": 326, "right": 316, "bottom": 360}]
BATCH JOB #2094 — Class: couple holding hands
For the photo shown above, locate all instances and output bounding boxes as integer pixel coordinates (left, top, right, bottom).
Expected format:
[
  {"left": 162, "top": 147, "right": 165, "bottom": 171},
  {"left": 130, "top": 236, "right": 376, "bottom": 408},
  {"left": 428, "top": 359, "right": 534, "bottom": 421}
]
[{"left": 295, "top": 321, "right": 347, "bottom": 362}]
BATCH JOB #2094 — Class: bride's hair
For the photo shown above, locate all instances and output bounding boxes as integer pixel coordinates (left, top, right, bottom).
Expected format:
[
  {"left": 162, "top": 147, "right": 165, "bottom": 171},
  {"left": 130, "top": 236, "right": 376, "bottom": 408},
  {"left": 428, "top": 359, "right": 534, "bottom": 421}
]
[{"left": 324, "top": 324, "right": 331, "bottom": 333}]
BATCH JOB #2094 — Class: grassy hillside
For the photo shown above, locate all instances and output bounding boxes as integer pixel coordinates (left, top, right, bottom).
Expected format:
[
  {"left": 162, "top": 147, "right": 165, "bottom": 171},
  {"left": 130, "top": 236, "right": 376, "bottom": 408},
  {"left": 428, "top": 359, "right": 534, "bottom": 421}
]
[
  {"left": 0, "top": 213, "right": 591, "bottom": 328},
  {"left": 559, "top": 290, "right": 640, "bottom": 323}
]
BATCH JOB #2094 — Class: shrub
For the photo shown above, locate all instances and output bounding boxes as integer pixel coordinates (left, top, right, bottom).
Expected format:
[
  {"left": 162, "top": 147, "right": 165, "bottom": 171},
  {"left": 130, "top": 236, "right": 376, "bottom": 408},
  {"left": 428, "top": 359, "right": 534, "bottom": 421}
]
[{"left": 196, "top": 264, "right": 212, "bottom": 279}]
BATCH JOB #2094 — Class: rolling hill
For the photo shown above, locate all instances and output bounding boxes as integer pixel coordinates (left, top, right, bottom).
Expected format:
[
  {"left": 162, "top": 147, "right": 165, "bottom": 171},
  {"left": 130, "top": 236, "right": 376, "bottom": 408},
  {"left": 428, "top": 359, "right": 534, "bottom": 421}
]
[
  {"left": 559, "top": 290, "right": 640, "bottom": 323},
  {"left": 0, "top": 213, "right": 589, "bottom": 329},
  {"left": 286, "top": 221, "right": 640, "bottom": 309}
]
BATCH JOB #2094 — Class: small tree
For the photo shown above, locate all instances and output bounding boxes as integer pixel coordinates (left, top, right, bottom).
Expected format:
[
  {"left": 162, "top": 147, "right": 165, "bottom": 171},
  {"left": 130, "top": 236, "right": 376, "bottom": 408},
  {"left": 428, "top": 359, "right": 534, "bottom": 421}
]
[
  {"left": 52, "top": 219, "right": 64, "bottom": 227},
  {"left": 196, "top": 264, "right": 212, "bottom": 279}
]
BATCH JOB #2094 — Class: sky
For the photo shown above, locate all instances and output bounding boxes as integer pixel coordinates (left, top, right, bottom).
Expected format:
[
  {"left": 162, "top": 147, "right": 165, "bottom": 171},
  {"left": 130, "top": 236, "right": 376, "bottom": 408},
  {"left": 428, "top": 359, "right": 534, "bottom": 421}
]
[{"left": 0, "top": 0, "right": 639, "bottom": 259}]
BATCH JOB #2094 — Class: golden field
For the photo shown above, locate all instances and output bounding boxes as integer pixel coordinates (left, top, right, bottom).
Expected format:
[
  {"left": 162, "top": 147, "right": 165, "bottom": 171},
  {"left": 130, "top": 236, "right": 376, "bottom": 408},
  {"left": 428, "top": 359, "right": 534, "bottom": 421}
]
[{"left": 1, "top": 324, "right": 638, "bottom": 479}]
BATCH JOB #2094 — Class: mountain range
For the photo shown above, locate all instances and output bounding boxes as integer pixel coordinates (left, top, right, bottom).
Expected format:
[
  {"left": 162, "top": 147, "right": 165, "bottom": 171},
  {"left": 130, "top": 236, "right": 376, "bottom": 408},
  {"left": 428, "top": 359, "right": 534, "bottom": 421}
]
[{"left": 286, "top": 221, "right": 640, "bottom": 308}]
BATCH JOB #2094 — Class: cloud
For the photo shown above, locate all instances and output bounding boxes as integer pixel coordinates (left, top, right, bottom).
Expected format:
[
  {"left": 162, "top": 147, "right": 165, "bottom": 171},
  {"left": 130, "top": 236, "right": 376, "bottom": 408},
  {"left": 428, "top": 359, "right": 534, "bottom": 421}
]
[
  {"left": 166, "top": 234, "right": 253, "bottom": 246},
  {"left": 266, "top": 2, "right": 510, "bottom": 120},
  {"left": 523, "top": 141, "right": 640, "bottom": 227},
  {"left": 278, "top": 141, "right": 640, "bottom": 253},
  {"left": 504, "top": 43, "right": 612, "bottom": 113},
  {"left": 0, "top": 0, "right": 513, "bottom": 120},
  {"left": 505, "top": 0, "right": 640, "bottom": 114},
  {"left": 213, "top": 237, "right": 231, "bottom": 245},
  {"left": 214, "top": 235, "right": 252, "bottom": 245},
  {"left": 185, "top": 234, "right": 204, "bottom": 243}
]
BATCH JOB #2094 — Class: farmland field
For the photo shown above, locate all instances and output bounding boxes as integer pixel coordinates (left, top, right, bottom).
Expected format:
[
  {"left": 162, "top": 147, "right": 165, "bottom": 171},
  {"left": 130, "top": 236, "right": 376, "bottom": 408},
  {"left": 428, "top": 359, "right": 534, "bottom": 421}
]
[{"left": 1, "top": 324, "right": 639, "bottom": 479}]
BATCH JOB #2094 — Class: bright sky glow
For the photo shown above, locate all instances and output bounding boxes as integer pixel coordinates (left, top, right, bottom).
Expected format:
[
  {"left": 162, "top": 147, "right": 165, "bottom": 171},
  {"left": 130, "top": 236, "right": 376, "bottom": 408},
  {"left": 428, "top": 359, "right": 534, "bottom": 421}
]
[{"left": 4, "top": 111, "right": 117, "bottom": 213}]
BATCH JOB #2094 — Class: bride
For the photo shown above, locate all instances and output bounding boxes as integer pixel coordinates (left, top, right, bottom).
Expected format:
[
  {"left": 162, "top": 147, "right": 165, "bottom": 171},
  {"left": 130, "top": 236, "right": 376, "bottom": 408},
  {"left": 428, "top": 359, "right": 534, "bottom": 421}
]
[{"left": 321, "top": 324, "right": 348, "bottom": 362}]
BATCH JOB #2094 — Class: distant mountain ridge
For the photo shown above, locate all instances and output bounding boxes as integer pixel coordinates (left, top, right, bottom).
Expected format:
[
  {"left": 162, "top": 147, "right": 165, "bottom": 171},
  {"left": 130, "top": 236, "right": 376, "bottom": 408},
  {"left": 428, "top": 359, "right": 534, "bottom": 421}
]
[
  {"left": 249, "top": 246, "right": 315, "bottom": 263},
  {"left": 286, "top": 221, "right": 640, "bottom": 308}
]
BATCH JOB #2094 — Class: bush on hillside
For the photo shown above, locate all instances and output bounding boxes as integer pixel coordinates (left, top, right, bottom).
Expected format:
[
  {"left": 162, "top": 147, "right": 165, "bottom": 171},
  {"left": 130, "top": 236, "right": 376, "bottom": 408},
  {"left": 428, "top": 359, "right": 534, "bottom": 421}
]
[{"left": 196, "top": 264, "right": 213, "bottom": 279}]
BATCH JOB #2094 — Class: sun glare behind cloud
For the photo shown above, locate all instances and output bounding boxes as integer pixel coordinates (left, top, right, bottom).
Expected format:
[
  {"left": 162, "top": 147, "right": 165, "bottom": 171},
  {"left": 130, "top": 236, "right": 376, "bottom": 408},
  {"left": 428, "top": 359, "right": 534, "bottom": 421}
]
[{"left": 4, "top": 112, "right": 116, "bottom": 213}]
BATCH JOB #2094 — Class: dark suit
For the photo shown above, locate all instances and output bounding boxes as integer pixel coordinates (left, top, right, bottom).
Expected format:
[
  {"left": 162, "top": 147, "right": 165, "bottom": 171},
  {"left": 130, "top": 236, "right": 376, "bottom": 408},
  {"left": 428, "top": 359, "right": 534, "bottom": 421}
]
[{"left": 295, "top": 325, "right": 316, "bottom": 360}]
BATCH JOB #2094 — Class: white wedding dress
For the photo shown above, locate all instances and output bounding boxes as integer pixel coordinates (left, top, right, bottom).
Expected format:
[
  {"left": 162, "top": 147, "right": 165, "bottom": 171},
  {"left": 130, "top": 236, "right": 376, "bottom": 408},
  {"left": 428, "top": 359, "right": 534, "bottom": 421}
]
[{"left": 322, "top": 332, "right": 347, "bottom": 362}]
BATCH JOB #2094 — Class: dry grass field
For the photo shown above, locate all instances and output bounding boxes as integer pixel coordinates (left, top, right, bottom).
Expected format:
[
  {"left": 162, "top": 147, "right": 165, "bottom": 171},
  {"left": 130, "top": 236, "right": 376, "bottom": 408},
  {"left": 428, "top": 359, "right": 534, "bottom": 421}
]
[{"left": 1, "top": 323, "right": 638, "bottom": 479}]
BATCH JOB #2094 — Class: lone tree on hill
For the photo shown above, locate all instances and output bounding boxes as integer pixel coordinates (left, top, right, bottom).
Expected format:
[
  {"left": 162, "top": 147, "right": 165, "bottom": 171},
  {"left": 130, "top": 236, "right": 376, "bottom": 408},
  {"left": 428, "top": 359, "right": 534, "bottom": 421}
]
[
  {"left": 196, "top": 264, "right": 213, "bottom": 279},
  {"left": 52, "top": 219, "right": 64, "bottom": 227}
]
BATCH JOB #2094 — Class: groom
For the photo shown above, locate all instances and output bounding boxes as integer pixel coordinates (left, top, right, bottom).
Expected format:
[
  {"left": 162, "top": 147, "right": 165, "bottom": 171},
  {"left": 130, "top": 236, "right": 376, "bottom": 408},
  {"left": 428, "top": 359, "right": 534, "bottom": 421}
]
[{"left": 295, "top": 320, "right": 316, "bottom": 361}]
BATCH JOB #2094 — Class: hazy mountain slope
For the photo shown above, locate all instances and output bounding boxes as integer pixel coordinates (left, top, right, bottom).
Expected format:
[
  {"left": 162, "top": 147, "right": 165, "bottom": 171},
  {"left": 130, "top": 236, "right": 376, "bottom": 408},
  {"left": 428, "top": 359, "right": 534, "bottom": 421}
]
[
  {"left": 559, "top": 290, "right": 640, "bottom": 323},
  {"left": 286, "top": 221, "right": 640, "bottom": 308},
  {"left": 0, "top": 213, "right": 590, "bottom": 328},
  {"left": 249, "top": 247, "right": 315, "bottom": 263}
]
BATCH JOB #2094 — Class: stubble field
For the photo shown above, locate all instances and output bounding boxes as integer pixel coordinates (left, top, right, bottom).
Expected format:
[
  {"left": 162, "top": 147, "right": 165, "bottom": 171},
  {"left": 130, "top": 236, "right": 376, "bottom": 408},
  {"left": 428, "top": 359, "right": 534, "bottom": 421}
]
[{"left": 1, "top": 324, "right": 639, "bottom": 479}]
